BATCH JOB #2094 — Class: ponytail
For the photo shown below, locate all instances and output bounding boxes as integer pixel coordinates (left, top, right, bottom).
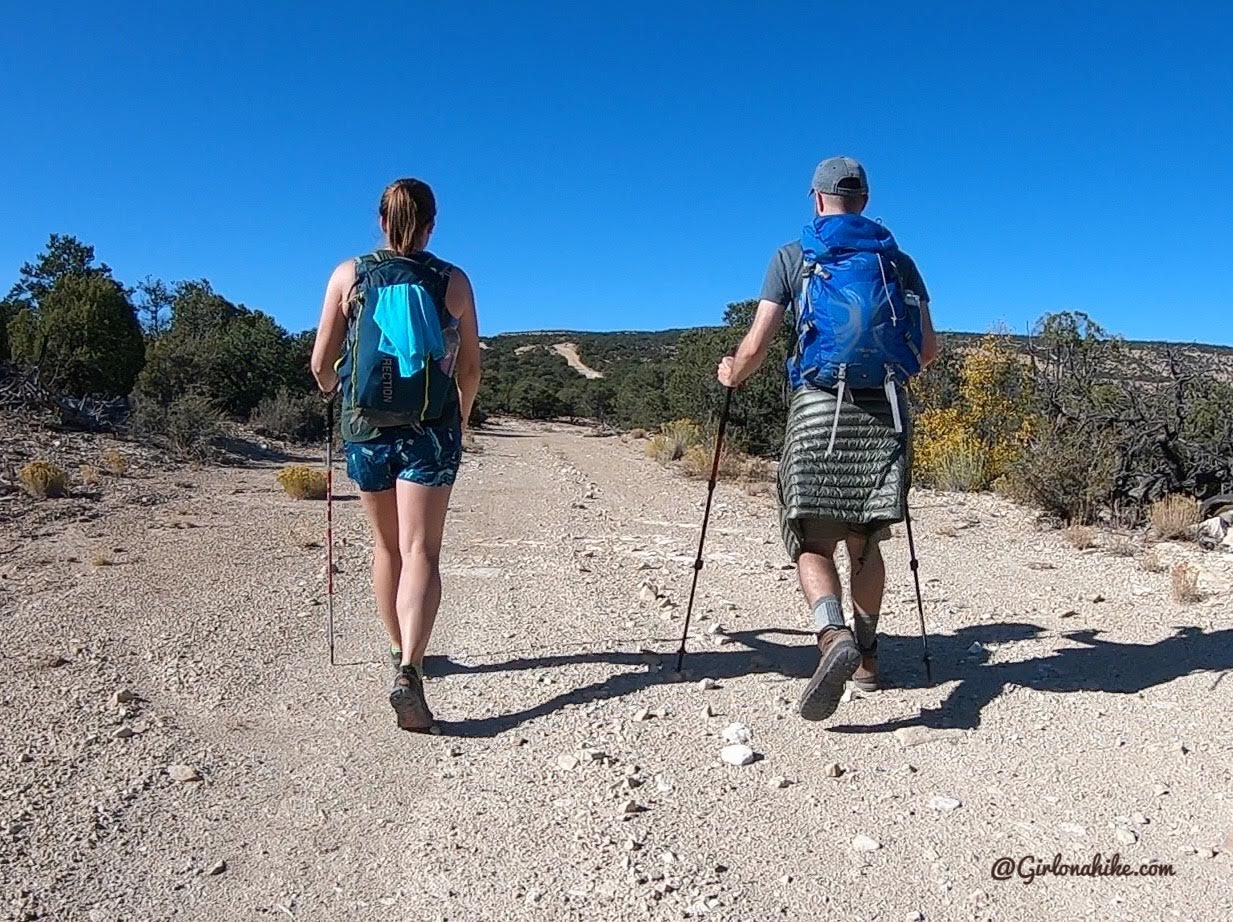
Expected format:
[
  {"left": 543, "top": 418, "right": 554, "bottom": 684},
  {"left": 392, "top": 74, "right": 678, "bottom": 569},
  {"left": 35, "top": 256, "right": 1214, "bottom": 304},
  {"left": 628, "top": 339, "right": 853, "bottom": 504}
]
[{"left": 379, "top": 178, "right": 437, "bottom": 256}]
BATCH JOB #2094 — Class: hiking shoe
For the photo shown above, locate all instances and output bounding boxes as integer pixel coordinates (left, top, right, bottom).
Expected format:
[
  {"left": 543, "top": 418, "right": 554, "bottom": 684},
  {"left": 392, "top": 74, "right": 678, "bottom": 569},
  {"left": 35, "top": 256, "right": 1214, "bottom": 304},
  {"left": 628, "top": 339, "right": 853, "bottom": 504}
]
[
  {"left": 852, "top": 638, "right": 879, "bottom": 692},
  {"left": 852, "top": 654, "right": 880, "bottom": 692},
  {"left": 390, "top": 665, "right": 435, "bottom": 732},
  {"left": 797, "top": 627, "right": 861, "bottom": 721}
]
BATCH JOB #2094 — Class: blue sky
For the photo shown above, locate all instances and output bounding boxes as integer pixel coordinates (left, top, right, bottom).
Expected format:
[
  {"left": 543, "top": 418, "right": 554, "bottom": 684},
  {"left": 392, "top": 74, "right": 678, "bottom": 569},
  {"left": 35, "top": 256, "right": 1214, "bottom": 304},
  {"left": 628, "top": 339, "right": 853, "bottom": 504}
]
[{"left": 2, "top": 1, "right": 1230, "bottom": 343}]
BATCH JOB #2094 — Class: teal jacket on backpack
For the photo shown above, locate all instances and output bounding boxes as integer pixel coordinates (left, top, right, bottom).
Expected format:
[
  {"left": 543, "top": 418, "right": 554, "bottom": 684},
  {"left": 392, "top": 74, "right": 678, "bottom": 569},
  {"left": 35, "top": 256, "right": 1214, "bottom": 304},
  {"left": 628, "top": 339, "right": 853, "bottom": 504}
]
[{"left": 337, "top": 250, "right": 460, "bottom": 442}]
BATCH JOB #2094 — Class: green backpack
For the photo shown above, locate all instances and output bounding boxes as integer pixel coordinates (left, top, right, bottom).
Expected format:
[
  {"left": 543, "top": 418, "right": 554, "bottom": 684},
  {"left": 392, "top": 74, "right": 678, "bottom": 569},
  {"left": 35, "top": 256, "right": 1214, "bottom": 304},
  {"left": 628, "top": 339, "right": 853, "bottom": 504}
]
[{"left": 337, "top": 250, "right": 460, "bottom": 440}]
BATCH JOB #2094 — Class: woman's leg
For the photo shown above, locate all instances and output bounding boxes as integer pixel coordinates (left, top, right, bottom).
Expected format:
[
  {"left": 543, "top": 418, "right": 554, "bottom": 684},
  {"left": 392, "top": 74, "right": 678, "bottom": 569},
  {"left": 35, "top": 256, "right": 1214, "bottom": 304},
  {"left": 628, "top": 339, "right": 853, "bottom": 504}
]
[
  {"left": 358, "top": 489, "right": 402, "bottom": 650},
  {"left": 394, "top": 481, "right": 453, "bottom": 668}
]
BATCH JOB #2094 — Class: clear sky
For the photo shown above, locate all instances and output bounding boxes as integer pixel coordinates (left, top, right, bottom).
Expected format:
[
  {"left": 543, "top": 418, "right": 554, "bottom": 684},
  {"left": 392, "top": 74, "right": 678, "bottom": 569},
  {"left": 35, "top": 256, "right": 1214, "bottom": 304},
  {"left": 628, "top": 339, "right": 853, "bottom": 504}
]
[{"left": 2, "top": 1, "right": 1230, "bottom": 343}]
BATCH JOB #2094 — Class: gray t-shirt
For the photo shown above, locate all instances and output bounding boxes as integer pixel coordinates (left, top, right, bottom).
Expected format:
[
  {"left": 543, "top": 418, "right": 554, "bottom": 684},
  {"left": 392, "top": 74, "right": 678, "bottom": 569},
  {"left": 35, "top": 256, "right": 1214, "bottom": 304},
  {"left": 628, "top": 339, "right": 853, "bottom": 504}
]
[{"left": 760, "top": 240, "right": 929, "bottom": 310}]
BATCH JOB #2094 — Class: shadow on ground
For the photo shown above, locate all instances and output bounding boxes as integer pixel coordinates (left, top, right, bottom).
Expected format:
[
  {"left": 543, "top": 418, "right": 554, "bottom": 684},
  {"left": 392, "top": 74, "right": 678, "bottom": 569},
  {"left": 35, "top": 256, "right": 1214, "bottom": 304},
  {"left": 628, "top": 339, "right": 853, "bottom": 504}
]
[{"left": 424, "top": 623, "right": 1233, "bottom": 739}]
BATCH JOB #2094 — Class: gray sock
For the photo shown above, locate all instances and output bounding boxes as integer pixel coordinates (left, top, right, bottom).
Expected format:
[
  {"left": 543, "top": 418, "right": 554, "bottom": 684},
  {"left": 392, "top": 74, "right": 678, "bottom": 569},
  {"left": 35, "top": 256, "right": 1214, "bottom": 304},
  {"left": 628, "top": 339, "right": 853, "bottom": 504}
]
[
  {"left": 811, "top": 595, "right": 846, "bottom": 633},
  {"left": 854, "top": 612, "right": 879, "bottom": 652}
]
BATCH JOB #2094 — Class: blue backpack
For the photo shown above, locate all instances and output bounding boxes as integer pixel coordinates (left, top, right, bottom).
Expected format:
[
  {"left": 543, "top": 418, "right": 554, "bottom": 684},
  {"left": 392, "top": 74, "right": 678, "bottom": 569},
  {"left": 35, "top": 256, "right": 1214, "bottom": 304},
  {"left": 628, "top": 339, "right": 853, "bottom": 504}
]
[
  {"left": 787, "top": 214, "right": 923, "bottom": 394},
  {"left": 337, "top": 250, "right": 460, "bottom": 431}
]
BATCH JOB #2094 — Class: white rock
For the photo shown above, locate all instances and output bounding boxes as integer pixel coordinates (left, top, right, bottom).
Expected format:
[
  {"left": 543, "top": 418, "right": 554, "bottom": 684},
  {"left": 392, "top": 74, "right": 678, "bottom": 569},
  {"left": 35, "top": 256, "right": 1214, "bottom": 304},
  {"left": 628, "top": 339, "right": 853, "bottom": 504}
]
[
  {"left": 767, "top": 776, "right": 791, "bottom": 789},
  {"left": 1198, "top": 516, "right": 1227, "bottom": 543},
  {"left": 556, "top": 754, "right": 580, "bottom": 771},
  {"left": 722, "top": 722, "right": 751, "bottom": 745},
  {"left": 661, "top": 850, "right": 677, "bottom": 865},
  {"left": 720, "top": 744, "right": 756, "bottom": 766},
  {"left": 632, "top": 707, "right": 651, "bottom": 721},
  {"left": 167, "top": 764, "right": 201, "bottom": 783},
  {"left": 906, "top": 913, "right": 924, "bottom": 922},
  {"left": 851, "top": 835, "right": 881, "bottom": 852},
  {"left": 967, "top": 641, "right": 985, "bottom": 655},
  {"left": 111, "top": 726, "right": 134, "bottom": 740},
  {"left": 1115, "top": 828, "right": 1137, "bottom": 845},
  {"left": 700, "top": 703, "right": 715, "bottom": 718},
  {"left": 893, "top": 727, "right": 964, "bottom": 748},
  {"left": 707, "top": 623, "right": 724, "bottom": 635},
  {"left": 110, "top": 688, "right": 136, "bottom": 706},
  {"left": 823, "top": 762, "right": 844, "bottom": 778},
  {"left": 1196, "top": 847, "right": 1216, "bottom": 859},
  {"left": 207, "top": 859, "right": 227, "bottom": 876},
  {"left": 928, "top": 795, "right": 962, "bottom": 812},
  {"left": 1131, "top": 812, "right": 1149, "bottom": 825},
  {"left": 697, "top": 678, "right": 720, "bottom": 691},
  {"left": 639, "top": 585, "right": 660, "bottom": 603},
  {"left": 1059, "top": 822, "right": 1087, "bottom": 837}
]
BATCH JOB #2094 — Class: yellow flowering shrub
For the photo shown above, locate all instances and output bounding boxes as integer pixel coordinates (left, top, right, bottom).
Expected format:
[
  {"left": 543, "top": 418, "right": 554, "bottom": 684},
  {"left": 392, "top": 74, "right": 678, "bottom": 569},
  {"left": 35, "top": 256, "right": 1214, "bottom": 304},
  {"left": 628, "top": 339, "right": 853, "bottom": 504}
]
[{"left": 914, "top": 335, "right": 1035, "bottom": 490}]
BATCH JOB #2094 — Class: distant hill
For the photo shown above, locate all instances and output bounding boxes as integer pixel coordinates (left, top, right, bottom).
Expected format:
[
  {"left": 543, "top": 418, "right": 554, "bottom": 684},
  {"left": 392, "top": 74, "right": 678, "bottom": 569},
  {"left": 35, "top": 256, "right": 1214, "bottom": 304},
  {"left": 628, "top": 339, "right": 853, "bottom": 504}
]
[{"left": 481, "top": 327, "right": 1232, "bottom": 381}]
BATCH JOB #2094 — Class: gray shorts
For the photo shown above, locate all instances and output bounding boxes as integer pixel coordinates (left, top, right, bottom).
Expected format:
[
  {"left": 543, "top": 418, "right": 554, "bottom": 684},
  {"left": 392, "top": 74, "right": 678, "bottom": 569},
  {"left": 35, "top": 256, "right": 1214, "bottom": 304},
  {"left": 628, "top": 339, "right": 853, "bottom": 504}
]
[{"left": 792, "top": 517, "right": 890, "bottom": 554}]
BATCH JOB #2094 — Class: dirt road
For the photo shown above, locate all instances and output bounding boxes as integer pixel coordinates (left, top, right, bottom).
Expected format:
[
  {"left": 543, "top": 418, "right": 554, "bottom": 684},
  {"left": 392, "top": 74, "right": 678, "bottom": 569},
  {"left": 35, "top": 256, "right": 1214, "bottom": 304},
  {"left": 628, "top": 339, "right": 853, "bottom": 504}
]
[{"left": 2, "top": 419, "right": 1231, "bottom": 921}]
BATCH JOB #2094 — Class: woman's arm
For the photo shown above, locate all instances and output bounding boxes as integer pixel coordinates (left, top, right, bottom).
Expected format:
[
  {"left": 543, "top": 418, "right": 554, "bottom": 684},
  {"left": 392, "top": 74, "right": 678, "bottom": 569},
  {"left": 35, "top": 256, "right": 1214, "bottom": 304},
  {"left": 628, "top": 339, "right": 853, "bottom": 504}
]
[
  {"left": 446, "top": 268, "right": 481, "bottom": 429},
  {"left": 310, "top": 260, "right": 355, "bottom": 395}
]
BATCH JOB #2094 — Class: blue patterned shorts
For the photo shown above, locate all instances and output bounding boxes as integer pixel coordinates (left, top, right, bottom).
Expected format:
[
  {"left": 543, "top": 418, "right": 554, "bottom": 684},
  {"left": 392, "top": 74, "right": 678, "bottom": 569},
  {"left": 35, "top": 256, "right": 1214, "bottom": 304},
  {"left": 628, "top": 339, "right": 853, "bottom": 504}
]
[{"left": 344, "top": 425, "right": 462, "bottom": 492}]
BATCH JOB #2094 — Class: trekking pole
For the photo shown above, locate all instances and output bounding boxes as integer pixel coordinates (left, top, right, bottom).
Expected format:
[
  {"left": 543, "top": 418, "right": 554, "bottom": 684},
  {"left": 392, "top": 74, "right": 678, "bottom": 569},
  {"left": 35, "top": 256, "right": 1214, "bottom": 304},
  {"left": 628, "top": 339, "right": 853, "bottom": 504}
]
[
  {"left": 902, "top": 499, "right": 931, "bottom": 683},
  {"left": 675, "top": 386, "right": 734, "bottom": 673},
  {"left": 325, "top": 396, "right": 336, "bottom": 667}
]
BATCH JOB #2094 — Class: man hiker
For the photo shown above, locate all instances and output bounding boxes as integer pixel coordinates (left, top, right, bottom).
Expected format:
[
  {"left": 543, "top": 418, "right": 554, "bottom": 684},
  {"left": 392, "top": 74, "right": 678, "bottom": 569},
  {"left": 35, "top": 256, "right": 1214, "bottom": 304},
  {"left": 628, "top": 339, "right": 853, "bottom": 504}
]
[{"left": 717, "top": 156, "right": 938, "bottom": 721}]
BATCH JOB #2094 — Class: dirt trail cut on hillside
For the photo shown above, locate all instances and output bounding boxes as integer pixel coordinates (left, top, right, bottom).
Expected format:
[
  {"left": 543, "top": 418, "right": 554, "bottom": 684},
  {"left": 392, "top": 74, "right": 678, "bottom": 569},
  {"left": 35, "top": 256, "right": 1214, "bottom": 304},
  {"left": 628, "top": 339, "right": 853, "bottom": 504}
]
[{"left": 552, "top": 342, "right": 605, "bottom": 378}]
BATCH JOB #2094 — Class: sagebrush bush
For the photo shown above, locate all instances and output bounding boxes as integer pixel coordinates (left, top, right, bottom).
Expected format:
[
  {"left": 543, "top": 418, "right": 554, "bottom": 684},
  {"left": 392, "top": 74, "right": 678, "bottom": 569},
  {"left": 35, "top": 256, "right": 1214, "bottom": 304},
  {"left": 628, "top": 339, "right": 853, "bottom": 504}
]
[
  {"left": 131, "top": 392, "right": 223, "bottom": 461},
  {"left": 1064, "top": 524, "right": 1096, "bottom": 550},
  {"left": 680, "top": 444, "right": 712, "bottom": 478},
  {"left": 251, "top": 388, "right": 326, "bottom": 444},
  {"left": 1149, "top": 494, "right": 1200, "bottom": 541},
  {"left": 646, "top": 419, "right": 703, "bottom": 464},
  {"left": 79, "top": 465, "right": 101, "bottom": 487},
  {"left": 740, "top": 456, "right": 774, "bottom": 483},
  {"left": 932, "top": 440, "right": 989, "bottom": 492},
  {"left": 277, "top": 465, "right": 327, "bottom": 500},
  {"left": 645, "top": 434, "right": 675, "bottom": 464},
  {"left": 100, "top": 448, "right": 129, "bottom": 477},
  {"left": 1105, "top": 535, "right": 1137, "bottom": 557},
  {"left": 1171, "top": 563, "right": 1201, "bottom": 603},
  {"left": 20, "top": 461, "right": 69, "bottom": 498},
  {"left": 1002, "top": 420, "right": 1117, "bottom": 524},
  {"left": 679, "top": 442, "right": 741, "bottom": 480}
]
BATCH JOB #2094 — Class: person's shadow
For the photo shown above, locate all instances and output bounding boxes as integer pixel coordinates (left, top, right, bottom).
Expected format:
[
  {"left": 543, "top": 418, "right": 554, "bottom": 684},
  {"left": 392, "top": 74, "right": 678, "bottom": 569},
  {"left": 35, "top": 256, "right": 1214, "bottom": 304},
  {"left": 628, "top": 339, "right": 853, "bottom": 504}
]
[{"left": 422, "top": 621, "right": 1233, "bottom": 738}]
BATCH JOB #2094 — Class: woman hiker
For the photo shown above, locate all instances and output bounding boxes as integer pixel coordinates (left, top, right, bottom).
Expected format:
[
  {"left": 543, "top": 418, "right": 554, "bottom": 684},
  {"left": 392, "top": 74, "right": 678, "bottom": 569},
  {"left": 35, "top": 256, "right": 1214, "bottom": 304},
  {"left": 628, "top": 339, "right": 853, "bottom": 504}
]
[{"left": 312, "top": 178, "right": 481, "bottom": 731}]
